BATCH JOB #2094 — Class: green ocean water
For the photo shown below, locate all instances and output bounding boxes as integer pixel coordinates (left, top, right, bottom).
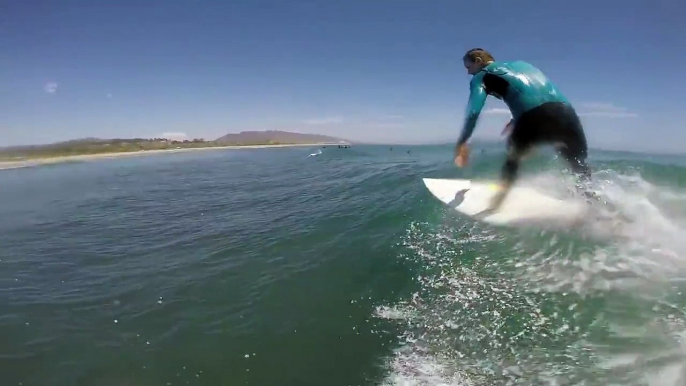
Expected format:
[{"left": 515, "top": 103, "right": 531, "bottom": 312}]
[{"left": 2, "top": 143, "right": 686, "bottom": 385}]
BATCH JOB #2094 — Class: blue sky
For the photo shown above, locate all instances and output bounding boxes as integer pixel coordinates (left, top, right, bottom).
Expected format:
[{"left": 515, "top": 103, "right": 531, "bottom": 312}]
[{"left": 2, "top": 0, "right": 684, "bottom": 152}]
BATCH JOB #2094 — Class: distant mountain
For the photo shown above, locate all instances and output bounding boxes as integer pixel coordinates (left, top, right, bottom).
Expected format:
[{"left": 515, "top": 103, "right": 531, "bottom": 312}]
[
  {"left": 215, "top": 130, "right": 348, "bottom": 145},
  {"left": 0, "top": 137, "right": 110, "bottom": 151},
  {"left": 0, "top": 131, "right": 350, "bottom": 153}
]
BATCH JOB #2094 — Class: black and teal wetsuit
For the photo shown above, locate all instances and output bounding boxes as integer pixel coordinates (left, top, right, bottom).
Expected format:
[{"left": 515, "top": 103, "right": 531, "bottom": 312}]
[{"left": 457, "top": 60, "right": 590, "bottom": 184}]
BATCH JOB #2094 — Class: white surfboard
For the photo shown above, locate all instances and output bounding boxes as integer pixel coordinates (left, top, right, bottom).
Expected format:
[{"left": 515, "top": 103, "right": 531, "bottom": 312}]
[{"left": 423, "top": 178, "right": 589, "bottom": 228}]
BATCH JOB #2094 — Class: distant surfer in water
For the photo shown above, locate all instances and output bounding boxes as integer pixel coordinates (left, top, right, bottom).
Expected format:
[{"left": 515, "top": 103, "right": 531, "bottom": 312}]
[{"left": 454, "top": 48, "right": 592, "bottom": 211}]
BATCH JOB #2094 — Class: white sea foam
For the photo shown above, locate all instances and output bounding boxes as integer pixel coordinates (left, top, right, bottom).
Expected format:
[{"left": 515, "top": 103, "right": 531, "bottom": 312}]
[{"left": 378, "top": 167, "right": 686, "bottom": 385}]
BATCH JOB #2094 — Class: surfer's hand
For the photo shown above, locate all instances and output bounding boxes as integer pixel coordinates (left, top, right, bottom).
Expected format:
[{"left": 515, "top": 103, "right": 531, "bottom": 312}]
[
  {"left": 455, "top": 144, "right": 469, "bottom": 167},
  {"left": 501, "top": 120, "right": 514, "bottom": 136}
]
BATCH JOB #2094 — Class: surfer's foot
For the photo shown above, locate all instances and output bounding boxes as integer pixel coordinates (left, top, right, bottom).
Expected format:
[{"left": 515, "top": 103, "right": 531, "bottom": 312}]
[
  {"left": 578, "top": 189, "right": 632, "bottom": 223},
  {"left": 582, "top": 190, "right": 600, "bottom": 203},
  {"left": 567, "top": 181, "right": 599, "bottom": 203}
]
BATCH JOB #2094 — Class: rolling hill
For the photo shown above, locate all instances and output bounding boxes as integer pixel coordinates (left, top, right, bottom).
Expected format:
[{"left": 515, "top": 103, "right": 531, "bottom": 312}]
[{"left": 215, "top": 130, "right": 348, "bottom": 145}]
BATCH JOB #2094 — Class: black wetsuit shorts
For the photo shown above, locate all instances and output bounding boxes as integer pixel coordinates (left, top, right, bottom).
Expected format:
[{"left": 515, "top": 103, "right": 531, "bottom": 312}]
[
  {"left": 504, "top": 101, "right": 590, "bottom": 180},
  {"left": 509, "top": 102, "right": 587, "bottom": 159}
]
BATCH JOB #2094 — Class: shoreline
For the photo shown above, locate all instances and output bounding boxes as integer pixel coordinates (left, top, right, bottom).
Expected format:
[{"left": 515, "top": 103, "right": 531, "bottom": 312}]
[{"left": 0, "top": 143, "right": 338, "bottom": 170}]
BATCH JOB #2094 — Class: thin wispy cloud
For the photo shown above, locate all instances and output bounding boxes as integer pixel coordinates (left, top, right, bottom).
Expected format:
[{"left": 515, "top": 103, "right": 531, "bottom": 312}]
[
  {"left": 303, "top": 117, "right": 344, "bottom": 125},
  {"left": 577, "top": 102, "right": 638, "bottom": 118},
  {"left": 44, "top": 82, "right": 58, "bottom": 94},
  {"left": 368, "top": 122, "right": 405, "bottom": 129},
  {"left": 483, "top": 108, "right": 511, "bottom": 116},
  {"left": 364, "top": 113, "right": 406, "bottom": 128},
  {"left": 106, "top": 93, "right": 113, "bottom": 99},
  {"left": 483, "top": 103, "right": 637, "bottom": 119},
  {"left": 160, "top": 132, "right": 188, "bottom": 140}
]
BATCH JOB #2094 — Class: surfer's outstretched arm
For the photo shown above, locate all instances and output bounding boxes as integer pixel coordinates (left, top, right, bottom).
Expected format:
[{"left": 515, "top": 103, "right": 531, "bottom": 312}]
[{"left": 456, "top": 75, "right": 487, "bottom": 147}]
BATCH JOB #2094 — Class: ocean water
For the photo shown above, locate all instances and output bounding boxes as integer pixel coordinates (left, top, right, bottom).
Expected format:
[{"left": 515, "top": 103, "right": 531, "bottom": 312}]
[{"left": 2, "top": 143, "right": 686, "bottom": 385}]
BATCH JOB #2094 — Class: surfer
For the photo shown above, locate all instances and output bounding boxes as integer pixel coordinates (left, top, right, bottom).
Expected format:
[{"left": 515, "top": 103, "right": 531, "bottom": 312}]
[{"left": 454, "top": 48, "right": 592, "bottom": 211}]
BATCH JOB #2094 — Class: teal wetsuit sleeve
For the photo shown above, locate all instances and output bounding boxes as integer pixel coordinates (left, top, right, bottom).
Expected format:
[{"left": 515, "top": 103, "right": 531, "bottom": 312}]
[{"left": 457, "top": 75, "right": 487, "bottom": 146}]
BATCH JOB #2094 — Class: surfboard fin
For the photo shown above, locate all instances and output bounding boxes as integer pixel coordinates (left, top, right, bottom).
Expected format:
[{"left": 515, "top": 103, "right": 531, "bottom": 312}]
[{"left": 447, "top": 188, "right": 470, "bottom": 207}]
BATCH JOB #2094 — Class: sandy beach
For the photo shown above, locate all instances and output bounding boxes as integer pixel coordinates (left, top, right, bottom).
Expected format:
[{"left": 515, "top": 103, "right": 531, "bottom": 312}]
[{"left": 0, "top": 143, "right": 337, "bottom": 170}]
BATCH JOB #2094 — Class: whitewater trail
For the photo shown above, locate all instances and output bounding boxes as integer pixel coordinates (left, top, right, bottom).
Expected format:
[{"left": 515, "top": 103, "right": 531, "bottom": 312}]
[{"left": 376, "top": 168, "right": 686, "bottom": 386}]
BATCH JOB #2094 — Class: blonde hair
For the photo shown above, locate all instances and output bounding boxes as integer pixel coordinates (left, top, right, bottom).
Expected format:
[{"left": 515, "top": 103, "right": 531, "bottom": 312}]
[{"left": 463, "top": 48, "right": 495, "bottom": 63}]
